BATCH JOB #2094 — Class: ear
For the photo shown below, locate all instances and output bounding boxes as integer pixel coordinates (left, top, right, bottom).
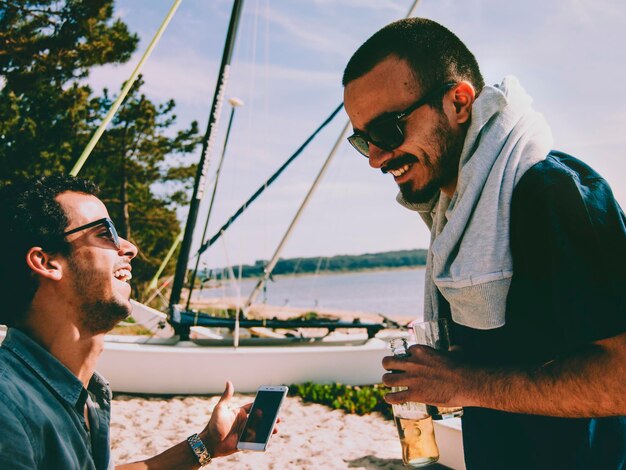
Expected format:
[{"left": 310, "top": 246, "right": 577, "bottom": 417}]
[
  {"left": 26, "top": 247, "right": 63, "bottom": 282},
  {"left": 450, "top": 81, "right": 475, "bottom": 125}
]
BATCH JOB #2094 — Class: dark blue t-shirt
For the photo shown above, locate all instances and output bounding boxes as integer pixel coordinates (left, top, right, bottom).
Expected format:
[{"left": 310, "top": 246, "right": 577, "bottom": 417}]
[{"left": 449, "top": 151, "right": 626, "bottom": 470}]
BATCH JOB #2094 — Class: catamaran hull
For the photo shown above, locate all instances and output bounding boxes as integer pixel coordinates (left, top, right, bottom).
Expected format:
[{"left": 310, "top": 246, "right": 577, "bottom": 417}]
[{"left": 97, "top": 337, "right": 390, "bottom": 395}]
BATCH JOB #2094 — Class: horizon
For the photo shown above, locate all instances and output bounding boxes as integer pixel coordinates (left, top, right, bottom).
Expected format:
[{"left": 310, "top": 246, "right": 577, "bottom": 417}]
[
  {"left": 210, "top": 246, "right": 429, "bottom": 272},
  {"left": 88, "top": 0, "right": 626, "bottom": 270}
]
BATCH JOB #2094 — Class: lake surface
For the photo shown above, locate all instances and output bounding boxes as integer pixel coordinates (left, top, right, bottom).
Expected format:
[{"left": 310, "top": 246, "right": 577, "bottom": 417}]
[{"left": 197, "top": 267, "right": 426, "bottom": 319}]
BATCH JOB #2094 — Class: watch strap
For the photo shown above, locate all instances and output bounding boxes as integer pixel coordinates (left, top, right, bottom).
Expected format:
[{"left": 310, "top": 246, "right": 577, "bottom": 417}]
[{"left": 187, "top": 433, "right": 212, "bottom": 466}]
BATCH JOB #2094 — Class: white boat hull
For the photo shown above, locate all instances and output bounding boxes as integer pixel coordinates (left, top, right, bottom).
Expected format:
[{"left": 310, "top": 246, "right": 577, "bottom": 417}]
[{"left": 97, "top": 336, "right": 390, "bottom": 394}]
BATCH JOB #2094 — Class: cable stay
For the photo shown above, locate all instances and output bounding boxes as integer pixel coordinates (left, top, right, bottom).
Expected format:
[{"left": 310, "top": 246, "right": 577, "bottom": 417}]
[{"left": 196, "top": 102, "right": 344, "bottom": 258}]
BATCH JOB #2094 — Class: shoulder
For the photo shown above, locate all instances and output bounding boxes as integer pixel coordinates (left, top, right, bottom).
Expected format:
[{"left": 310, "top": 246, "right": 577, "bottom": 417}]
[
  {"left": 0, "top": 378, "right": 38, "bottom": 466},
  {"left": 513, "top": 151, "right": 625, "bottom": 228},
  {"left": 0, "top": 345, "right": 26, "bottom": 399},
  {"left": 0, "top": 344, "right": 53, "bottom": 424},
  {"left": 515, "top": 150, "right": 610, "bottom": 198}
]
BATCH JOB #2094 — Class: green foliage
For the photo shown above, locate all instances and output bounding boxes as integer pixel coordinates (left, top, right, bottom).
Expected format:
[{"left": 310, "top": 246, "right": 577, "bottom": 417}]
[
  {"left": 289, "top": 382, "right": 393, "bottom": 420},
  {"left": 0, "top": 0, "right": 138, "bottom": 182},
  {"left": 198, "top": 306, "right": 237, "bottom": 319},
  {"left": 211, "top": 249, "right": 428, "bottom": 278},
  {"left": 290, "top": 311, "right": 323, "bottom": 321},
  {"left": 0, "top": 1, "right": 202, "bottom": 299},
  {"left": 81, "top": 76, "right": 201, "bottom": 296},
  {"left": 110, "top": 323, "right": 153, "bottom": 336}
]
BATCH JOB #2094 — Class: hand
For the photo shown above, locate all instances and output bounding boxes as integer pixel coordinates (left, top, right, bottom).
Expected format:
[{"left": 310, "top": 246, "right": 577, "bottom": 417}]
[
  {"left": 199, "top": 381, "right": 252, "bottom": 458},
  {"left": 381, "top": 344, "right": 471, "bottom": 407}
]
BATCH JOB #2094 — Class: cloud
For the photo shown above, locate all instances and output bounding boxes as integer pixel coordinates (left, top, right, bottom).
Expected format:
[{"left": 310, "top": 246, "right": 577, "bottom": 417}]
[
  {"left": 258, "top": 7, "right": 354, "bottom": 58},
  {"left": 88, "top": 50, "right": 337, "bottom": 106}
]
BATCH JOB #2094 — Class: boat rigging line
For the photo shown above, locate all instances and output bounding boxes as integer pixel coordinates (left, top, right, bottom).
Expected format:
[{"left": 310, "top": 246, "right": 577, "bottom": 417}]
[
  {"left": 185, "top": 97, "right": 244, "bottom": 311},
  {"left": 170, "top": 0, "right": 421, "bottom": 343},
  {"left": 193, "top": 103, "right": 344, "bottom": 262},
  {"left": 175, "top": 101, "right": 343, "bottom": 337},
  {"left": 239, "top": 0, "right": 422, "bottom": 316},
  {"left": 70, "top": 0, "right": 183, "bottom": 176},
  {"left": 169, "top": 0, "right": 245, "bottom": 308}
]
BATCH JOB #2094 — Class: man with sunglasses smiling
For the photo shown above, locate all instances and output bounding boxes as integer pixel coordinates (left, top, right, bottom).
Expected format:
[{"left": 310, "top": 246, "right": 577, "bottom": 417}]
[
  {"left": 343, "top": 18, "right": 626, "bottom": 469},
  {"left": 0, "top": 175, "right": 260, "bottom": 469}
]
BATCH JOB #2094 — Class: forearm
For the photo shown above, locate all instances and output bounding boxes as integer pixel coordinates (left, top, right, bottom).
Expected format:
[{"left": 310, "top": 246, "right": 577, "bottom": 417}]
[
  {"left": 116, "top": 429, "right": 220, "bottom": 470},
  {"left": 462, "top": 333, "right": 626, "bottom": 417},
  {"left": 115, "top": 440, "right": 200, "bottom": 470}
]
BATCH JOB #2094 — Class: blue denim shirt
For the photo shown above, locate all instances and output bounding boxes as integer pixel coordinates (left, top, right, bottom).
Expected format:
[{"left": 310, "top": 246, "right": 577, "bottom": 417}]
[{"left": 0, "top": 328, "right": 113, "bottom": 469}]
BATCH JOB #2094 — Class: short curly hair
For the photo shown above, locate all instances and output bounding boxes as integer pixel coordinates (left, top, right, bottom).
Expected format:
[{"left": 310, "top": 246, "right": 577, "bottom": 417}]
[{"left": 0, "top": 174, "right": 99, "bottom": 326}]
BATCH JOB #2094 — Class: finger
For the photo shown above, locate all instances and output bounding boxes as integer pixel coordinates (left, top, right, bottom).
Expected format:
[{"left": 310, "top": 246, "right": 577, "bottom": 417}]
[
  {"left": 384, "top": 389, "right": 410, "bottom": 405},
  {"left": 381, "top": 371, "right": 405, "bottom": 387},
  {"left": 241, "top": 402, "right": 253, "bottom": 413},
  {"left": 382, "top": 355, "right": 405, "bottom": 371},
  {"left": 407, "top": 344, "right": 436, "bottom": 357},
  {"left": 217, "top": 380, "right": 234, "bottom": 405},
  {"left": 272, "top": 426, "right": 279, "bottom": 435}
]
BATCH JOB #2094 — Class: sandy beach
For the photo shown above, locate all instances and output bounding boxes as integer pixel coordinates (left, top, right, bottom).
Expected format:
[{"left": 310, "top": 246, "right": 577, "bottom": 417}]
[
  {"left": 110, "top": 392, "right": 449, "bottom": 469},
  {"left": 109, "top": 300, "right": 439, "bottom": 468}
]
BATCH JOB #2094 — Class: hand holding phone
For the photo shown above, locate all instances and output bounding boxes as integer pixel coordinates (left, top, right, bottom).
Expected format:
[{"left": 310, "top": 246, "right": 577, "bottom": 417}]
[{"left": 237, "top": 385, "right": 288, "bottom": 451}]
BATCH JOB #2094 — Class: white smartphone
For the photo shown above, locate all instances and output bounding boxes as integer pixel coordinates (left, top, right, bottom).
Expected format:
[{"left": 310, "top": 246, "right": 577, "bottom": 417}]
[{"left": 236, "top": 385, "right": 288, "bottom": 451}]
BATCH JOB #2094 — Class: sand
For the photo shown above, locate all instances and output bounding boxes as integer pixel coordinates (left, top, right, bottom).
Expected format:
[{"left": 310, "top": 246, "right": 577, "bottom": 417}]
[
  {"left": 110, "top": 393, "right": 449, "bottom": 469},
  {"left": 110, "top": 299, "right": 436, "bottom": 468}
]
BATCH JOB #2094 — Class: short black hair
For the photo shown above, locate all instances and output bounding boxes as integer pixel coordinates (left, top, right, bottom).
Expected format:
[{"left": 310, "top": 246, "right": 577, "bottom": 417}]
[
  {"left": 343, "top": 18, "right": 484, "bottom": 99},
  {"left": 0, "top": 174, "right": 99, "bottom": 326}
]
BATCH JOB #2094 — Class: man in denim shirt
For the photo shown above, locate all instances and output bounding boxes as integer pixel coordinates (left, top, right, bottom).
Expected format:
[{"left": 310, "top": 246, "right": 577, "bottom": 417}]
[{"left": 0, "top": 175, "right": 254, "bottom": 469}]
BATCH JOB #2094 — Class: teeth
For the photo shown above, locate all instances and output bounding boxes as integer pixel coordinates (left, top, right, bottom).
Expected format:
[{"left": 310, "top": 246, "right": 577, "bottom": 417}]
[
  {"left": 390, "top": 164, "right": 411, "bottom": 177},
  {"left": 113, "top": 269, "right": 132, "bottom": 282}
]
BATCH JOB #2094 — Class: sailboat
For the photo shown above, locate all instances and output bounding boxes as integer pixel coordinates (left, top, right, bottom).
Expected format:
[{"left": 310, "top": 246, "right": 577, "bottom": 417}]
[{"left": 55, "top": 0, "right": 413, "bottom": 396}]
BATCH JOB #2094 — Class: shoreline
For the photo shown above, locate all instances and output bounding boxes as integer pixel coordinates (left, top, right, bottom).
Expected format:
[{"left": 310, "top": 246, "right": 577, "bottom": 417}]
[
  {"left": 200, "top": 264, "right": 427, "bottom": 284},
  {"left": 188, "top": 297, "right": 416, "bottom": 326}
]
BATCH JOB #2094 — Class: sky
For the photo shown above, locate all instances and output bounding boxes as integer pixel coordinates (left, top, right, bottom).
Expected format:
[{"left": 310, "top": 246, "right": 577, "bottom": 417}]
[{"left": 88, "top": 0, "right": 626, "bottom": 271}]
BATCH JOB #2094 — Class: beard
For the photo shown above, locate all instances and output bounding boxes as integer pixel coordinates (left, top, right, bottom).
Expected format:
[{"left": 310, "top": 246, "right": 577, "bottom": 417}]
[
  {"left": 80, "top": 299, "right": 130, "bottom": 334},
  {"left": 398, "top": 111, "right": 465, "bottom": 204},
  {"left": 68, "top": 254, "right": 131, "bottom": 334}
]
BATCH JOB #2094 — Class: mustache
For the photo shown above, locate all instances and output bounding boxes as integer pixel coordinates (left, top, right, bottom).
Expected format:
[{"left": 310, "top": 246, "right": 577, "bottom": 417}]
[{"left": 381, "top": 154, "right": 419, "bottom": 174}]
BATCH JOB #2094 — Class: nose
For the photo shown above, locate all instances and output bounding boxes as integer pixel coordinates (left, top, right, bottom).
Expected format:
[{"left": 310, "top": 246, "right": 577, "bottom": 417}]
[
  {"left": 118, "top": 237, "right": 138, "bottom": 260},
  {"left": 368, "top": 143, "right": 394, "bottom": 170}
]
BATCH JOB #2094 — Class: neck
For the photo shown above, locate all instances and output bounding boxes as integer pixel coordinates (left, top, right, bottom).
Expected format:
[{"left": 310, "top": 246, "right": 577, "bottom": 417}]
[
  {"left": 441, "top": 178, "right": 458, "bottom": 199},
  {"left": 24, "top": 296, "right": 104, "bottom": 388}
]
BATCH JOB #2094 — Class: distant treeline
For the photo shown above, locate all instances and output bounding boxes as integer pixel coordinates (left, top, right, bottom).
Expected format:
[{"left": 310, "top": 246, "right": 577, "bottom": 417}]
[{"left": 206, "top": 249, "right": 428, "bottom": 279}]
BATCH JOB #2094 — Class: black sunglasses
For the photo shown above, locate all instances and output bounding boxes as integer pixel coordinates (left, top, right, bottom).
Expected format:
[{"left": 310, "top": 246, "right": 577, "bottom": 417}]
[
  {"left": 347, "top": 82, "right": 457, "bottom": 158},
  {"left": 63, "top": 217, "right": 121, "bottom": 250}
]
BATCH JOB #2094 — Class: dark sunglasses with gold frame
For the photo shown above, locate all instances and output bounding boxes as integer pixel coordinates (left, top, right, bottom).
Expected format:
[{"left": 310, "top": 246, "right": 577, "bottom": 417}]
[{"left": 347, "top": 82, "right": 456, "bottom": 158}]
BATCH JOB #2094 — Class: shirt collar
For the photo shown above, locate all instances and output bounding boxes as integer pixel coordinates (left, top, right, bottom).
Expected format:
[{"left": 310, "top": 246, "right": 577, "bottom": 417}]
[{"left": 2, "top": 328, "right": 89, "bottom": 408}]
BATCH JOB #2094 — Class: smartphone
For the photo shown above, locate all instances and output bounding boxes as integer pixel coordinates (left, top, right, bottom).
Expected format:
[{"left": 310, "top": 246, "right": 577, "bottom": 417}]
[{"left": 237, "top": 385, "right": 288, "bottom": 451}]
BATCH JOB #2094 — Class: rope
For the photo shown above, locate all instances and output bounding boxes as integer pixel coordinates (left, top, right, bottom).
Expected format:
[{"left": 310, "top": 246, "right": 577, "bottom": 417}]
[{"left": 197, "top": 102, "right": 344, "bottom": 256}]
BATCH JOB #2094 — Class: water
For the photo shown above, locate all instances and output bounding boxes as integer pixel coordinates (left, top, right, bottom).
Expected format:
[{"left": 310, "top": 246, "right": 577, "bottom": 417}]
[{"left": 197, "top": 267, "right": 426, "bottom": 319}]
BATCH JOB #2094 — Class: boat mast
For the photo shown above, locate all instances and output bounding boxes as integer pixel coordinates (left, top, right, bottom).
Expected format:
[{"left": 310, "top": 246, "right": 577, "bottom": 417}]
[
  {"left": 241, "top": 0, "right": 422, "bottom": 312},
  {"left": 185, "top": 97, "right": 244, "bottom": 310},
  {"left": 242, "top": 123, "right": 351, "bottom": 313},
  {"left": 195, "top": 103, "right": 344, "bottom": 257},
  {"left": 169, "top": 0, "right": 245, "bottom": 308}
]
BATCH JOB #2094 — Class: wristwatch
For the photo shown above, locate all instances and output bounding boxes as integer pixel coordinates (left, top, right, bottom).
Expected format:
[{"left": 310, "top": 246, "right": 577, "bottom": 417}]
[{"left": 187, "top": 433, "right": 212, "bottom": 466}]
